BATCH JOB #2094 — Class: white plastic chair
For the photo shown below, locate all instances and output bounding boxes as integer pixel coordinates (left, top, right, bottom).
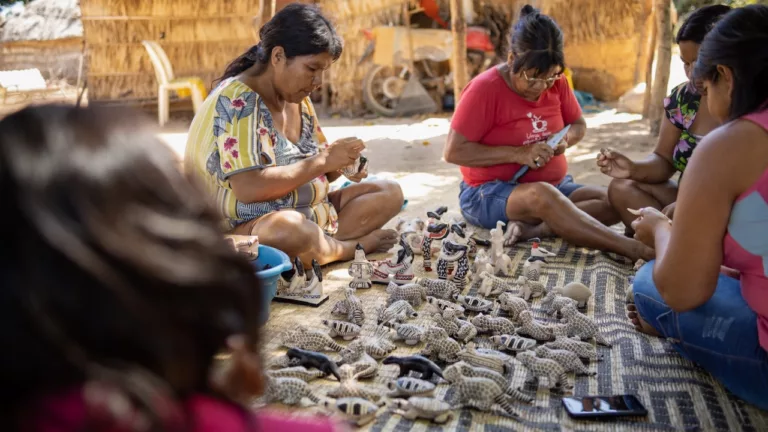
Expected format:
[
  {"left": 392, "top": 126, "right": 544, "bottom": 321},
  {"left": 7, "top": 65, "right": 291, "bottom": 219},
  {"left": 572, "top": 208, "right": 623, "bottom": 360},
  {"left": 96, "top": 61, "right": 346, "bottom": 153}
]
[{"left": 142, "top": 41, "right": 205, "bottom": 126}]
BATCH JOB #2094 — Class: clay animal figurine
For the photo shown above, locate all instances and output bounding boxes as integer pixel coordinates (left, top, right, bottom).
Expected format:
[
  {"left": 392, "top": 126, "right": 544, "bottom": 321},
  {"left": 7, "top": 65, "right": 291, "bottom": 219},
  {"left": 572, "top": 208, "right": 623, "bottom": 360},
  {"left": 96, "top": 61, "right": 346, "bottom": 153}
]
[
  {"left": 516, "top": 351, "right": 572, "bottom": 390},
  {"left": 396, "top": 216, "right": 427, "bottom": 255},
  {"left": 386, "top": 281, "right": 426, "bottom": 307},
  {"left": 330, "top": 287, "right": 365, "bottom": 326},
  {"left": 523, "top": 256, "right": 547, "bottom": 281},
  {"left": 443, "top": 365, "right": 520, "bottom": 417},
  {"left": 457, "top": 342, "right": 508, "bottom": 375},
  {"left": 426, "top": 296, "right": 465, "bottom": 316},
  {"left": 421, "top": 326, "right": 461, "bottom": 363},
  {"left": 472, "top": 248, "right": 494, "bottom": 273},
  {"left": 515, "top": 275, "right": 547, "bottom": 301},
  {"left": 547, "top": 294, "right": 579, "bottom": 317},
  {"left": 478, "top": 271, "right": 511, "bottom": 297},
  {"left": 327, "top": 364, "right": 382, "bottom": 401},
  {"left": 544, "top": 326, "right": 602, "bottom": 360},
  {"left": 493, "top": 252, "right": 515, "bottom": 277},
  {"left": 361, "top": 325, "right": 398, "bottom": 359},
  {"left": 337, "top": 340, "right": 379, "bottom": 379},
  {"left": 421, "top": 221, "right": 450, "bottom": 272},
  {"left": 323, "top": 397, "right": 384, "bottom": 427},
  {"left": 263, "top": 376, "right": 323, "bottom": 406},
  {"left": 535, "top": 346, "right": 595, "bottom": 376},
  {"left": 322, "top": 319, "right": 361, "bottom": 341},
  {"left": 266, "top": 366, "right": 326, "bottom": 382},
  {"left": 286, "top": 348, "right": 342, "bottom": 381},
  {"left": 489, "top": 221, "right": 507, "bottom": 258},
  {"left": 560, "top": 304, "right": 611, "bottom": 346},
  {"left": 471, "top": 313, "right": 516, "bottom": 335},
  {"left": 489, "top": 334, "right": 537, "bottom": 354},
  {"left": 303, "top": 259, "right": 324, "bottom": 293},
  {"left": 385, "top": 322, "right": 425, "bottom": 346},
  {"left": 436, "top": 225, "right": 470, "bottom": 290},
  {"left": 416, "top": 278, "right": 459, "bottom": 300},
  {"left": 453, "top": 294, "right": 494, "bottom": 313},
  {"left": 277, "top": 257, "right": 305, "bottom": 295},
  {"left": 348, "top": 244, "right": 373, "bottom": 289},
  {"left": 383, "top": 355, "right": 444, "bottom": 381},
  {"left": 496, "top": 292, "right": 530, "bottom": 321},
  {"left": 389, "top": 397, "right": 454, "bottom": 424},
  {"left": 387, "top": 377, "right": 436, "bottom": 398},
  {"left": 561, "top": 282, "right": 593, "bottom": 308},
  {"left": 372, "top": 234, "right": 415, "bottom": 284},
  {"left": 452, "top": 313, "right": 479, "bottom": 343},
  {"left": 529, "top": 237, "right": 557, "bottom": 259},
  {"left": 430, "top": 311, "right": 460, "bottom": 336},
  {"left": 377, "top": 299, "right": 419, "bottom": 324},
  {"left": 281, "top": 325, "right": 344, "bottom": 352},
  {"left": 515, "top": 310, "right": 555, "bottom": 341},
  {"left": 446, "top": 361, "right": 534, "bottom": 404}
]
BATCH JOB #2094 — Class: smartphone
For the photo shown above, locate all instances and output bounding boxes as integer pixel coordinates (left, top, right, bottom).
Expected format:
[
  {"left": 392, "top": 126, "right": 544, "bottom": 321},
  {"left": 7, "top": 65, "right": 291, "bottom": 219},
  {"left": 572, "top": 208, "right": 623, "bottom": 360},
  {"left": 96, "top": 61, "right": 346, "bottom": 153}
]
[{"left": 562, "top": 395, "right": 648, "bottom": 419}]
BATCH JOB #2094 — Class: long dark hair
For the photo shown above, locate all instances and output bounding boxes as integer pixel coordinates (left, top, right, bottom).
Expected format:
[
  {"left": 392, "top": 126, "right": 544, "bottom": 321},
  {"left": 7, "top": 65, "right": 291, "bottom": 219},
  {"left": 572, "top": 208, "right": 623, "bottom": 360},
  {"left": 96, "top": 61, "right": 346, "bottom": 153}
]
[
  {"left": 0, "top": 105, "right": 262, "bottom": 429},
  {"left": 508, "top": 4, "right": 565, "bottom": 75},
  {"left": 676, "top": 4, "right": 731, "bottom": 44},
  {"left": 693, "top": 5, "right": 768, "bottom": 120},
  {"left": 216, "top": 3, "right": 343, "bottom": 84}
]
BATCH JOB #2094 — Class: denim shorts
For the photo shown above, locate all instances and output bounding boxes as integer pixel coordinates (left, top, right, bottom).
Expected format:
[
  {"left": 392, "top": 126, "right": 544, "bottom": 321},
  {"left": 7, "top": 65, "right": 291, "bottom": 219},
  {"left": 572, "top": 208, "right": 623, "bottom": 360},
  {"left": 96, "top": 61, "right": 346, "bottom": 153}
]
[{"left": 458, "top": 175, "right": 583, "bottom": 229}]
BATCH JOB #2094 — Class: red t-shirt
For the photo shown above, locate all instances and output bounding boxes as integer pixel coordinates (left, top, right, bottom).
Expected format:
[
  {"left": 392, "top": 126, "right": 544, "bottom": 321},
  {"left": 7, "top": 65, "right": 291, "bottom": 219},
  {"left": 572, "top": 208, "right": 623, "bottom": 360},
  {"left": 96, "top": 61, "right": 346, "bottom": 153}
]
[{"left": 451, "top": 67, "right": 583, "bottom": 187}]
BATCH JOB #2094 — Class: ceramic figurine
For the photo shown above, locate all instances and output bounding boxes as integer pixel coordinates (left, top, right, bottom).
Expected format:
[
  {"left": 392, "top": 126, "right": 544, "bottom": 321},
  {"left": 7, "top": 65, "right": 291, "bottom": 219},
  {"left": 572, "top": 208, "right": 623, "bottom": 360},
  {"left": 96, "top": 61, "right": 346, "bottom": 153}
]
[
  {"left": 496, "top": 292, "right": 530, "bottom": 321},
  {"left": 452, "top": 294, "right": 494, "bottom": 313},
  {"left": 389, "top": 397, "right": 454, "bottom": 424},
  {"left": 443, "top": 366, "right": 520, "bottom": 417},
  {"left": 281, "top": 325, "right": 344, "bottom": 352},
  {"left": 327, "top": 364, "right": 382, "bottom": 401},
  {"left": 264, "top": 376, "right": 323, "bottom": 406},
  {"left": 426, "top": 296, "right": 465, "bottom": 316},
  {"left": 342, "top": 155, "right": 368, "bottom": 178},
  {"left": 330, "top": 288, "right": 365, "bottom": 326},
  {"left": 534, "top": 346, "right": 595, "bottom": 376},
  {"left": 436, "top": 225, "right": 470, "bottom": 290},
  {"left": 453, "top": 314, "right": 479, "bottom": 344},
  {"left": 421, "top": 222, "right": 450, "bottom": 272},
  {"left": 225, "top": 234, "right": 259, "bottom": 260},
  {"left": 376, "top": 299, "right": 418, "bottom": 325},
  {"left": 547, "top": 294, "right": 579, "bottom": 317},
  {"left": 361, "top": 325, "right": 397, "bottom": 359},
  {"left": 561, "top": 282, "right": 593, "bottom": 308},
  {"left": 458, "top": 222, "right": 479, "bottom": 259},
  {"left": 372, "top": 234, "right": 415, "bottom": 284},
  {"left": 386, "top": 281, "right": 426, "bottom": 307},
  {"left": 529, "top": 237, "right": 557, "bottom": 259},
  {"left": 515, "top": 275, "right": 546, "bottom": 301},
  {"left": 456, "top": 342, "right": 508, "bottom": 375},
  {"left": 385, "top": 322, "right": 425, "bottom": 345},
  {"left": 286, "top": 348, "right": 342, "bottom": 381},
  {"left": 446, "top": 362, "right": 534, "bottom": 404},
  {"left": 516, "top": 351, "right": 572, "bottom": 390},
  {"left": 420, "top": 326, "right": 461, "bottom": 363},
  {"left": 472, "top": 249, "right": 495, "bottom": 273},
  {"left": 515, "top": 310, "right": 555, "bottom": 341},
  {"left": 337, "top": 340, "right": 379, "bottom": 379},
  {"left": 382, "top": 355, "right": 444, "bottom": 381},
  {"left": 275, "top": 257, "right": 329, "bottom": 305},
  {"left": 416, "top": 278, "right": 459, "bottom": 300},
  {"left": 347, "top": 244, "right": 373, "bottom": 289},
  {"left": 322, "top": 319, "right": 362, "bottom": 341},
  {"left": 277, "top": 257, "right": 305, "bottom": 295},
  {"left": 489, "top": 334, "right": 537, "bottom": 354},
  {"left": 544, "top": 326, "right": 602, "bottom": 360},
  {"left": 387, "top": 377, "right": 436, "bottom": 398},
  {"left": 323, "top": 398, "right": 384, "bottom": 427},
  {"left": 478, "top": 271, "right": 511, "bottom": 297},
  {"left": 396, "top": 216, "right": 427, "bottom": 255},
  {"left": 430, "top": 311, "right": 460, "bottom": 336},
  {"left": 494, "top": 253, "right": 515, "bottom": 277},
  {"left": 560, "top": 304, "right": 611, "bottom": 346},
  {"left": 489, "top": 221, "right": 507, "bottom": 259},
  {"left": 471, "top": 313, "right": 516, "bottom": 335},
  {"left": 633, "top": 259, "right": 646, "bottom": 272},
  {"left": 267, "top": 366, "right": 326, "bottom": 382},
  {"left": 523, "top": 256, "right": 547, "bottom": 281}
]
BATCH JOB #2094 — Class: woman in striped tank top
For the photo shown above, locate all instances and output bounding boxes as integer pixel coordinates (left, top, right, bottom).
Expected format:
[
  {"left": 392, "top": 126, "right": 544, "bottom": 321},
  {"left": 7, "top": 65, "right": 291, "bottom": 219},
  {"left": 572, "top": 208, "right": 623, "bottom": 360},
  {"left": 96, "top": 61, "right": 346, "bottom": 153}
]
[{"left": 628, "top": 5, "right": 768, "bottom": 409}]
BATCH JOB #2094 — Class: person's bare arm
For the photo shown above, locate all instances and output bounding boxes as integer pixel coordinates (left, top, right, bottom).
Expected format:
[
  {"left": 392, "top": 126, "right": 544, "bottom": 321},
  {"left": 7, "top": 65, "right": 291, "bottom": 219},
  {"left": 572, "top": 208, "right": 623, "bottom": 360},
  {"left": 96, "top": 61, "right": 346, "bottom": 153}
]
[
  {"left": 631, "top": 118, "right": 681, "bottom": 184},
  {"left": 565, "top": 116, "right": 587, "bottom": 147},
  {"left": 650, "top": 121, "right": 767, "bottom": 311},
  {"left": 228, "top": 154, "right": 329, "bottom": 203},
  {"left": 444, "top": 129, "right": 547, "bottom": 167},
  {"left": 325, "top": 170, "right": 343, "bottom": 183}
]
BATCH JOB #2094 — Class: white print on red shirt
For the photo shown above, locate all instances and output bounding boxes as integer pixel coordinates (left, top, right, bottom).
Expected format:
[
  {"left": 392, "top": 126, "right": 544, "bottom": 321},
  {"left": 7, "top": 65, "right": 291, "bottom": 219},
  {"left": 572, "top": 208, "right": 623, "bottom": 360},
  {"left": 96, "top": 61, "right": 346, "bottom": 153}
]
[{"left": 524, "top": 112, "right": 551, "bottom": 145}]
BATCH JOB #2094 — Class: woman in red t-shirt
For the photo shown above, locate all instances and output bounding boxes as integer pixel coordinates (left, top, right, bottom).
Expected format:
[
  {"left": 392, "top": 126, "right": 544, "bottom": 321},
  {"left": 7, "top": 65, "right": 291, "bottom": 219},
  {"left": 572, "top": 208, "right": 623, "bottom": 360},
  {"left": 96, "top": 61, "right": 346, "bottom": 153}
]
[{"left": 444, "top": 4, "right": 653, "bottom": 262}]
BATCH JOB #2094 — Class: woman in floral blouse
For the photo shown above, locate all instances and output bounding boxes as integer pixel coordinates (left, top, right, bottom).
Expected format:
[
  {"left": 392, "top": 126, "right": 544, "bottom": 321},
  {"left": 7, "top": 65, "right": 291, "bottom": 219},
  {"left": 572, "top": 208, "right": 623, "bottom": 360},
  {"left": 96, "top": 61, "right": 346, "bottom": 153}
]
[
  {"left": 186, "top": 4, "right": 403, "bottom": 266},
  {"left": 597, "top": 5, "right": 729, "bottom": 234}
]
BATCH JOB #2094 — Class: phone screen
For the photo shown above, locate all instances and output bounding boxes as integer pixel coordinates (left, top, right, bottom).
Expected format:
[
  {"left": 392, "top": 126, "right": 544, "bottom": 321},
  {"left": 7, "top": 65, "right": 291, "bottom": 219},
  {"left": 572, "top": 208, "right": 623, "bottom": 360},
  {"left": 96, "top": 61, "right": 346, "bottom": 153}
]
[{"left": 562, "top": 395, "right": 648, "bottom": 418}]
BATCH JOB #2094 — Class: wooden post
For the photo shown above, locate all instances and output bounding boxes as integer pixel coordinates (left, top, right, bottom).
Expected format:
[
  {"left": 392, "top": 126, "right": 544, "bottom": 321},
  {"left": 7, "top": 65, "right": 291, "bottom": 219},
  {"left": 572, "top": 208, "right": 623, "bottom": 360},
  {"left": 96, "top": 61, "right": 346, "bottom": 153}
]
[
  {"left": 648, "top": 0, "right": 672, "bottom": 135},
  {"left": 403, "top": 2, "right": 417, "bottom": 77},
  {"left": 257, "top": 0, "right": 267, "bottom": 31},
  {"left": 271, "top": 0, "right": 277, "bottom": 17},
  {"left": 642, "top": 1, "right": 657, "bottom": 118},
  {"left": 450, "top": 0, "right": 469, "bottom": 103}
]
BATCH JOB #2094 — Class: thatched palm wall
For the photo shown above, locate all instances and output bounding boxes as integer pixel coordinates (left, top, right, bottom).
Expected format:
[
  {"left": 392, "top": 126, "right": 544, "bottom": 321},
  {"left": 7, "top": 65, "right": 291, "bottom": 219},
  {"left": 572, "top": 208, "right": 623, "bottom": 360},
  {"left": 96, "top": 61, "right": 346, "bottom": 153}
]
[{"left": 80, "top": 0, "right": 262, "bottom": 102}]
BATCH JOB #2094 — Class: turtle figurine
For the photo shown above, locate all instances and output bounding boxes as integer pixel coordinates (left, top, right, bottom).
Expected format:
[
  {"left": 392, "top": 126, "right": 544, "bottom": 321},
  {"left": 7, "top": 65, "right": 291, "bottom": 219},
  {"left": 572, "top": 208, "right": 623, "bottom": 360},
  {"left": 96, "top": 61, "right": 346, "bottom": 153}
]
[
  {"left": 390, "top": 397, "right": 454, "bottom": 424},
  {"left": 321, "top": 319, "right": 362, "bottom": 341},
  {"left": 387, "top": 377, "right": 436, "bottom": 398},
  {"left": 489, "top": 334, "right": 537, "bottom": 354},
  {"left": 324, "top": 397, "right": 384, "bottom": 427},
  {"left": 452, "top": 294, "right": 494, "bottom": 313}
]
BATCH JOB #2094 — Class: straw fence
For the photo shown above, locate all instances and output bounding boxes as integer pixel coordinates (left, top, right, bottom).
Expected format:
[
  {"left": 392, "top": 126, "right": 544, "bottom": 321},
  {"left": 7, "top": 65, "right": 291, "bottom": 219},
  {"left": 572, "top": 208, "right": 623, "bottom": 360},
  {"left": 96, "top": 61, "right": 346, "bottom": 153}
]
[{"left": 80, "top": 0, "right": 261, "bottom": 102}]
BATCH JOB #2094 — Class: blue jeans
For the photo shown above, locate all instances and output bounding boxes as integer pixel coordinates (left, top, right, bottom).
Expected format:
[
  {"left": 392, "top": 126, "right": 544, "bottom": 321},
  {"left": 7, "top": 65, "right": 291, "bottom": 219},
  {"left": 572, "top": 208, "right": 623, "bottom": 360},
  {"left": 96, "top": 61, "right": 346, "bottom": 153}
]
[
  {"left": 633, "top": 261, "right": 768, "bottom": 409},
  {"left": 458, "top": 175, "right": 583, "bottom": 229}
]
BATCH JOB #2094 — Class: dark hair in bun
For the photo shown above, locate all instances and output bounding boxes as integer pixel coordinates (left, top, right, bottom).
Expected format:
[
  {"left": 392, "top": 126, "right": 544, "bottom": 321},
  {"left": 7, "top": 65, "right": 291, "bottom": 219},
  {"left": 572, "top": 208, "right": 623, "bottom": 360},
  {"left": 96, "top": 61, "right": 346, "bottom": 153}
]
[{"left": 508, "top": 4, "right": 565, "bottom": 76}]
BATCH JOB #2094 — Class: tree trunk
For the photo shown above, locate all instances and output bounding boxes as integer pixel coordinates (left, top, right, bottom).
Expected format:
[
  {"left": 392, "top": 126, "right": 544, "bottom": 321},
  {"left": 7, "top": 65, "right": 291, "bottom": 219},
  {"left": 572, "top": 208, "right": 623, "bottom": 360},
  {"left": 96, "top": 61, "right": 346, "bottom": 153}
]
[
  {"left": 642, "top": 1, "right": 657, "bottom": 118},
  {"left": 450, "top": 0, "right": 469, "bottom": 104},
  {"left": 648, "top": 0, "right": 672, "bottom": 136}
]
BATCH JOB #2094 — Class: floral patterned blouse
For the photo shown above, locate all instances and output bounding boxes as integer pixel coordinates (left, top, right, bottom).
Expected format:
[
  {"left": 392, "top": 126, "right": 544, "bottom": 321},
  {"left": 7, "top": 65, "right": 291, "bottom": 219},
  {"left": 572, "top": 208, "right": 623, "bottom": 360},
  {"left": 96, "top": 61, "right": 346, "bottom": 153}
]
[
  {"left": 664, "top": 82, "right": 704, "bottom": 173},
  {"left": 185, "top": 78, "right": 338, "bottom": 234}
]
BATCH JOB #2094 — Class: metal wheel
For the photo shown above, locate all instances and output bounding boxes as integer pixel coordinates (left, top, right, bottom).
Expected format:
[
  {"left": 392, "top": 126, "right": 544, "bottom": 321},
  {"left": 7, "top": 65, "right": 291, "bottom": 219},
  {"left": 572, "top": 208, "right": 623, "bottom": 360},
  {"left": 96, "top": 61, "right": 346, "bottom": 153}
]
[{"left": 363, "top": 64, "right": 409, "bottom": 117}]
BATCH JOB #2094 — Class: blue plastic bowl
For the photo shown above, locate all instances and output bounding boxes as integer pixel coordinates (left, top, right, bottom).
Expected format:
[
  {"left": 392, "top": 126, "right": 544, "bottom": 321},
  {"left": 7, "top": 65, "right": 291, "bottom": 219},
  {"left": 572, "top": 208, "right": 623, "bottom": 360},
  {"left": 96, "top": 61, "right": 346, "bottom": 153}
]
[{"left": 250, "top": 244, "right": 291, "bottom": 325}]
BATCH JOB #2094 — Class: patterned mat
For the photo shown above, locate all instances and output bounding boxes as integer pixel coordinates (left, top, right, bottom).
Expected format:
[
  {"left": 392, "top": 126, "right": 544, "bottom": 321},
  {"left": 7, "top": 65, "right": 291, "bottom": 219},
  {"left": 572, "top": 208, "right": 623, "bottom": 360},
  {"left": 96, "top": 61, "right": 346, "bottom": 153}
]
[{"left": 261, "top": 236, "right": 768, "bottom": 431}]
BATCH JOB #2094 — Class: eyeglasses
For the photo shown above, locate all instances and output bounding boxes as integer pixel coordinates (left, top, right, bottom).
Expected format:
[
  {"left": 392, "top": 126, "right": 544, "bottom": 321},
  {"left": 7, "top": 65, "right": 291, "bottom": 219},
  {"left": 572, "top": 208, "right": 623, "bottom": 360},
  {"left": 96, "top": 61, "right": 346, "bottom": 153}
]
[{"left": 522, "top": 70, "right": 562, "bottom": 87}]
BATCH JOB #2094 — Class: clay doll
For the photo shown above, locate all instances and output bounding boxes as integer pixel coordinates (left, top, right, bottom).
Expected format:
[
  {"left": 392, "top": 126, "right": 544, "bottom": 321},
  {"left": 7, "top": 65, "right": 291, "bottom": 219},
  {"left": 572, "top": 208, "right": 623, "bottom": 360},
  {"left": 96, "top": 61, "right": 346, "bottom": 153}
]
[
  {"left": 421, "top": 221, "right": 449, "bottom": 272},
  {"left": 436, "top": 224, "right": 470, "bottom": 289},
  {"left": 396, "top": 216, "right": 427, "bottom": 255},
  {"left": 348, "top": 243, "right": 373, "bottom": 289},
  {"left": 372, "top": 234, "right": 415, "bottom": 285}
]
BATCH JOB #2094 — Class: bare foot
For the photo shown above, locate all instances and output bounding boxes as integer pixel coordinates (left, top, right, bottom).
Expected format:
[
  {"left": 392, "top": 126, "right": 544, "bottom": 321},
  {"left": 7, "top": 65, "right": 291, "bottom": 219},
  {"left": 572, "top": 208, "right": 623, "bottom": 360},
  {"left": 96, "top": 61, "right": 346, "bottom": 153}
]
[
  {"left": 626, "top": 304, "right": 661, "bottom": 337},
  {"left": 358, "top": 229, "right": 399, "bottom": 253},
  {"left": 504, "top": 221, "right": 552, "bottom": 246}
]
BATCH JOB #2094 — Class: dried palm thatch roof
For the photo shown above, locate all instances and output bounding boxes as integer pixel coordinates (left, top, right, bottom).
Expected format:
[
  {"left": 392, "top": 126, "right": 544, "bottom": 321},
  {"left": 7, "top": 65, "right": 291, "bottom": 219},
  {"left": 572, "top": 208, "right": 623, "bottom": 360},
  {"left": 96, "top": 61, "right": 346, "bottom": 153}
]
[{"left": 0, "top": 0, "right": 83, "bottom": 43}]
